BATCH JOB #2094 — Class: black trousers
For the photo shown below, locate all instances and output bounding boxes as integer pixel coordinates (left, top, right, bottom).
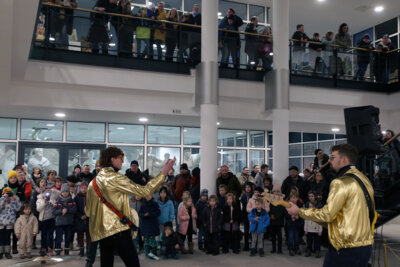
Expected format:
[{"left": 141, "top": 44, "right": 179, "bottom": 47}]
[
  {"left": 223, "top": 230, "right": 240, "bottom": 252},
  {"left": 306, "top": 233, "right": 320, "bottom": 252},
  {"left": 99, "top": 230, "right": 140, "bottom": 267},
  {"left": 323, "top": 244, "right": 372, "bottom": 267},
  {"left": 243, "top": 216, "right": 250, "bottom": 247},
  {"left": 205, "top": 232, "right": 219, "bottom": 254},
  {"left": 270, "top": 225, "right": 283, "bottom": 251}
]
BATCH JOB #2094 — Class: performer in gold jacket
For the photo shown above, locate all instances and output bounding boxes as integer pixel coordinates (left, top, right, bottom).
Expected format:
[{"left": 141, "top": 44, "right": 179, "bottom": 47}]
[
  {"left": 85, "top": 146, "right": 175, "bottom": 267},
  {"left": 287, "top": 144, "right": 374, "bottom": 266}
]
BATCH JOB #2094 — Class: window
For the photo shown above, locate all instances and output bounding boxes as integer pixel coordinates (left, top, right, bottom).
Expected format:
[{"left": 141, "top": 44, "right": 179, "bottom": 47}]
[
  {"left": 0, "top": 118, "right": 17, "bottom": 140},
  {"left": 289, "top": 132, "right": 302, "bottom": 143},
  {"left": 218, "top": 149, "right": 247, "bottom": 175},
  {"left": 183, "top": 127, "right": 200, "bottom": 145},
  {"left": 336, "top": 139, "right": 347, "bottom": 145},
  {"left": 250, "top": 150, "right": 265, "bottom": 168},
  {"left": 267, "top": 131, "right": 273, "bottom": 146},
  {"left": 336, "top": 134, "right": 347, "bottom": 139},
  {"left": 184, "top": 0, "right": 201, "bottom": 11},
  {"left": 249, "top": 5, "right": 265, "bottom": 24},
  {"left": 24, "top": 147, "right": 60, "bottom": 176},
  {"left": 318, "top": 141, "right": 335, "bottom": 154},
  {"left": 118, "top": 146, "right": 144, "bottom": 171},
  {"left": 163, "top": 0, "right": 182, "bottom": 9},
  {"left": 318, "top": 133, "right": 334, "bottom": 141},
  {"left": 303, "top": 142, "right": 317, "bottom": 156},
  {"left": 218, "top": 129, "right": 247, "bottom": 147},
  {"left": 289, "top": 144, "right": 301, "bottom": 157},
  {"left": 67, "top": 148, "right": 101, "bottom": 175},
  {"left": 303, "top": 157, "right": 314, "bottom": 171},
  {"left": 0, "top": 143, "right": 17, "bottom": 186},
  {"left": 20, "top": 119, "right": 63, "bottom": 141},
  {"left": 148, "top": 126, "right": 181, "bottom": 145},
  {"left": 219, "top": 0, "right": 247, "bottom": 21},
  {"left": 268, "top": 158, "right": 273, "bottom": 171},
  {"left": 183, "top": 147, "right": 200, "bottom": 169},
  {"left": 108, "top": 124, "right": 144, "bottom": 144},
  {"left": 289, "top": 158, "right": 301, "bottom": 170},
  {"left": 133, "top": 0, "right": 146, "bottom": 4},
  {"left": 375, "top": 17, "right": 398, "bottom": 40},
  {"left": 250, "top": 130, "right": 264, "bottom": 148},
  {"left": 67, "top": 122, "right": 105, "bottom": 142},
  {"left": 303, "top": 133, "right": 317, "bottom": 142},
  {"left": 147, "top": 146, "right": 180, "bottom": 176}
]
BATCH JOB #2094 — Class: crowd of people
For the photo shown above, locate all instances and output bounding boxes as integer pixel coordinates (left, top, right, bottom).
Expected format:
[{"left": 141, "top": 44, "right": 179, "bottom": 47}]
[
  {"left": 0, "top": 147, "right": 334, "bottom": 265},
  {"left": 291, "top": 23, "right": 397, "bottom": 82}
]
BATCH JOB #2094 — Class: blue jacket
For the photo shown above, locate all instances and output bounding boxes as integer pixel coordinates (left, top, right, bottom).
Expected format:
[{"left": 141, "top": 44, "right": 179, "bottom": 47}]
[
  {"left": 139, "top": 198, "right": 161, "bottom": 236},
  {"left": 218, "top": 19, "right": 236, "bottom": 42},
  {"left": 0, "top": 195, "right": 22, "bottom": 227},
  {"left": 157, "top": 199, "right": 175, "bottom": 225},
  {"left": 248, "top": 208, "right": 270, "bottom": 234}
]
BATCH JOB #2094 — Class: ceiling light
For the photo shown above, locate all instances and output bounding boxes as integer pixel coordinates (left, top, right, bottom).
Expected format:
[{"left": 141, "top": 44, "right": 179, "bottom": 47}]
[
  {"left": 46, "top": 124, "right": 55, "bottom": 127},
  {"left": 117, "top": 127, "right": 125, "bottom": 130},
  {"left": 139, "top": 117, "right": 148, "bottom": 122},
  {"left": 374, "top": 6, "right": 384, "bottom": 12},
  {"left": 331, "top": 128, "right": 340, "bottom": 132},
  {"left": 317, "top": 0, "right": 325, "bottom": 2},
  {"left": 216, "top": 122, "right": 220, "bottom": 126},
  {"left": 109, "top": 43, "right": 116, "bottom": 47},
  {"left": 55, "top": 113, "right": 65, "bottom": 118},
  {"left": 236, "top": 132, "right": 243, "bottom": 135}
]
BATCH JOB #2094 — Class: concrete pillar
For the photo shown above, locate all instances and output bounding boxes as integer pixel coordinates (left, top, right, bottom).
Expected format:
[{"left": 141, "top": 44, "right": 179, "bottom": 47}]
[
  {"left": 197, "top": 0, "right": 219, "bottom": 195},
  {"left": 266, "top": 0, "right": 290, "bottom": 185}
]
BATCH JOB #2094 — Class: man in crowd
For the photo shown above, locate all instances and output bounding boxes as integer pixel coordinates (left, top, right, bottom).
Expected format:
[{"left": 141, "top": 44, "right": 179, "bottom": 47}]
[
  {"left": 282, "top": 166, "right": 306, "bottom": 200},
  {"left": 216, "top": 165, "right": 242, "bottom": 200},
  {"left": 172, "top": 163, "right": 191, "bottom": 202},
  {"left": 313, "top": 149, "right": 330, "bottom": 179},
  {"left": 254, "top": 164, "right": 269, "bottom": 189},
  {"left": 238, "top": 167, "right": 255, "bottom": 188},
  {"left": 78, "top": 165, "right": 94, "bottom": 183},
  {"left": 251, "top": 165, "right": 260, "bottom": 178},
  {"left": 125, "top": 160, "right": 148, "bottom": 185},
  {"left": 291, "top": 24, "right": 310, "bottom": 70}
]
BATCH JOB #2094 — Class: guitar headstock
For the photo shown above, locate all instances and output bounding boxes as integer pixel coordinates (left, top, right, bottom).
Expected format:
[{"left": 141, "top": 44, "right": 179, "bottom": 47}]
[{"left": 261, "top": 192, "right": 291, "bottom": 208}]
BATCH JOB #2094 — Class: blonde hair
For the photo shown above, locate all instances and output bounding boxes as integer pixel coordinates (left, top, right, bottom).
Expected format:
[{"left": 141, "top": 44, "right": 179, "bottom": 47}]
[
  {"left": 225, "top": 193, "right": 235, "bottom": 203},
  {"left": 183, "top": 197, "right": 193, "bottom": 208},
  {"left": 167, "top": 8, "right": 179, "bottom": 20}
]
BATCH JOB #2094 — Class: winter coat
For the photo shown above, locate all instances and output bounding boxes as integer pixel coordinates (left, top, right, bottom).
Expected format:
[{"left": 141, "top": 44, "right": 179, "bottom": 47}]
[
  {"left": 240, "top": 192, "right": 252, "bottom": 219},
  {"left": 304, "top": 219, "right": 323, "bottom": 234},
  {"left": 292, "top": 30, "right": 309, "bottom": 49},
  {"left": 87, "top": 0, "right": 118, "bottom": 44},
  {"left": 135, "top": 10, "right": 152, "bottom": 40},
  {"left": 246, "top": 196, "right": 270, "bottom": 213},
  {"left": 166, "top": 17, "right": 179, "bottom": 40},
  {"left": 189, "top": 177, "right": 200, "bottom": 204},
  {"left": 201, "top": 205, "right": 222, "bottom": 234},
  {"left": 218, "top": 18, "right": 239, "bottom": 43},
  {"left": 77, "top": 172, "right": 94, "bottom": 183},
  {"left": 285, "top": 211, "right": 302, "bottom": 229},
  {"left": 195, "top": 199, "right": 208, "bottom": 227},
  {"left": 36, "top": 192, "right": 56, "bottom": 221},
  {"left": 222, "top": 204, "right": 241, "bottom": 231},
  {"left": 154, "top": 9, "right": 167, "bottom": 42},
  {"left": 14, "top": 213, "right": 39, "bottom": 239},
  {"left": 0, "top": 195, "right": 22, "bottom": 227},
  {"left": 125, "top": 169, "right": 149, "bottom": 185},
  {"left": 245, "top": 22, "right": 258, "bottom": 53},
  {"left": 269, "top": 204, "right": 285, "bottom": 227},
  {"left": 139, "top": 198, "right": 161, "bottom": 236},
  {"left": 29, "top": 188, "right": 43, "bottom": 218},
  {"left": 334, "top": 33, "right": 351, "bottom": 51},
  {"left": 248, "top": 208, "right": 270, "bottom": 234},
  {"left": 53, "top": 195, "right": 77, "bottom": 226},
  {"left": 357, "top": 39, "right": 374, "bottom": 65},
  {"left": 321, "top": 37, "right": 334, "bottom": 52},
  {"left": 161, "top": 231, "right": 182, "bottom": 251},
  {"left": 281, "top": 176, "right": 307, "bottom": 201},
  {"left": 309, "top": 38, "right": 324, "bottom": 51},
  {"left": 172, "top": 174, "right": 191, "bottom": 202},
  {"left": 74, "top": 193, "right": 89, "bottom": 232},
  {"left": 6, "top": 182, "right": 26, "bottom": 203},
  {"left": 178, "top": 204, "right": 197, "bottom": 235},
  {"left": 157, "top": 199, "right": 175, "bottom": 225},
  {"left": 238, "top": 173, "right": 255, "bottom": 187},
  {"left": 216, "top": 172, "right": 242, "bottom": 201},
  {"left": 254, "top": 172, "right": 266, "bottom": 189}
]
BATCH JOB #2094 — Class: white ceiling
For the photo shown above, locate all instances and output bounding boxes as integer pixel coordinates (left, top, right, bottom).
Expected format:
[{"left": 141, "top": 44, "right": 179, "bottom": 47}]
[{"left": 288, "top": 0, "right": 400, "bottom": 37}]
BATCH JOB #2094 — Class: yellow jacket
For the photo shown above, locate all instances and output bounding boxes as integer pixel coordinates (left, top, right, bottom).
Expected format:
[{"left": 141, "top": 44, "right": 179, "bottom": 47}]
[
  {"left": 154, "top": 9, "right": 166, "bottom": 42},
  {"left": 299, "top": 167, "right": 374, "bottom": 250},
  {"left": 85, "top": 167, "right": 165, "bottom": 242}
]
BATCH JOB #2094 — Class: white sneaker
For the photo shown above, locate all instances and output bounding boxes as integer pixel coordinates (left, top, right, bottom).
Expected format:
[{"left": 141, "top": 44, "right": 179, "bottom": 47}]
[{"left": 147, "top": 252, "right": 159, "bottom": 260}]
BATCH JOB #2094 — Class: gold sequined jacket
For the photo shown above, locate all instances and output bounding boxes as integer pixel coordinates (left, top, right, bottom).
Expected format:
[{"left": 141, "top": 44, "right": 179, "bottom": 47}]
[
  {"left": 85, "top": 167, "right": 165, "bottom": 242},
  {"left": 299, "top": 167, "right": 374, "bottom": 250}
]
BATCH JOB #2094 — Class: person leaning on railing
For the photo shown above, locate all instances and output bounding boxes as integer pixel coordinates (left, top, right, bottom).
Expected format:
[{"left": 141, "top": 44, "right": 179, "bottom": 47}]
[
  {"left": 116, "top": 0, "right": 135, "bottom": 57},
  {"left": 355, "top": 34, "right": 374, "bottom": 81},
  {"left": 165, "top": 8, "right": 180, "bottom": 62},
  {"left": 321, "top": 32, "right": 334, "bottom": 76},
  {"left": 291, "top": 24, "right": 310, "bottom": 71},
  {"left": 258, "top": 26, "right": 273, "bottom": 71},
  {"left": 333, "top": 23, "right": 351, "bottom": 76},
  {"left": 245, "top": 16, "right": 259, "bottom": 70},
  {"left": 154, "top": 1, "right": 167, "bottom": 61},
  {"left": 135, "top": 7, "right": 152, "bottom": 59},
  {"left": 374, "top": 34, "right": 395, "bottom": 83}
]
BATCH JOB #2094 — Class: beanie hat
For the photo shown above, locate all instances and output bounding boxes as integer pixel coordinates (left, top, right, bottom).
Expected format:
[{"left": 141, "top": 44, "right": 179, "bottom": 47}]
[
  {"left": 159, "top": 187, "right": 168, "bottom": 194},
  {"left": 61, "top": 183, "right": 70, "bottom": 193},
  {"left": 8, "top": 170, "right": 18, "bottom": 180},
  {"left": 272, "top": 183, "right": 281, "bottom": 193},
  {"left": 200, "top": 189, "right": 208, "bottom": 197},
  {"left": 74, "top": 164, "right": 81, "bottom": 170},
  {"left": 2, "top": 187, "right": 12, "bottom": 196},
  {"left": 80, "top": 181, "right": 88, "bottom": 188},
  {"left": 244, "top": 181, "right": 253, "bottom": 189},
  {"left": 131, "top": 160, "right": 139, "bottom": 166},
  {"left": 254, "top": 186, "right": 264, "bottom": 193},
  {"left": 180, "top": 163, "right": 189, "bottom": 170},
  {"left": 289, "top": 166, "right": 299, "bottom": 172},
  {"left": 66, "top": 175, "right": 79, "bottom": 183}
]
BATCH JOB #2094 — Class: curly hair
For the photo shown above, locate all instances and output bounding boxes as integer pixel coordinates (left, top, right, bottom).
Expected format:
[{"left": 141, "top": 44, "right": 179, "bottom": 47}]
[{"left": 100, "top": 147, "right": 124, "bottom": 168}]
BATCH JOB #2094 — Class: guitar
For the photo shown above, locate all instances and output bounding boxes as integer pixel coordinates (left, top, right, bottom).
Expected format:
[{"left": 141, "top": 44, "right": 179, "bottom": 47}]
[
  {"left": 308, "top": 161, "right": 330, "bottom": 181},
  {"left": 261, "top": 192, "right": 292, "bottom": 208}
]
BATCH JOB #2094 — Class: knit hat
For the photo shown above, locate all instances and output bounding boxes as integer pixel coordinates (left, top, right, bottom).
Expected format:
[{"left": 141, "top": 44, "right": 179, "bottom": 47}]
[
  {"left": 74, "top": 164, "right": 81, "bottom": 171},
  {"left": 272, "top": 184, "right": 281, "bottom": 193},
  {"left": 244, "top": 181, "right": 253, "bottom": 189},
  {"left": 131, "top": 160, "right": 139, "bottom": 166},
  {"left": 200, "top": 189, "right": 208, "bottom": 197},
  {"left": 80, "top": 181, "right": 88, "bottom": 188},
  {"left": 2, "top": 187, "right": 12, "bottom": 196},
  {"left": 159, "top": 187, "right": 168, "bottom": 194},
  {"left": 66, "top": 175, "right": 79, "bottom": 184},
  {"left": 61, "top": 183, "right": 70, "bottom": 193},
  {"left": 180, "top": 163, "right": 189, "bottom": 170},
  {"left": 8, "top": 170, "right": 18, "bottom": 180},
  {"left": 289, "top": 166, "right": 299, "bottom": 172},
  {"left": 254, "top": 186, "right": 264, "bottom": 193}
]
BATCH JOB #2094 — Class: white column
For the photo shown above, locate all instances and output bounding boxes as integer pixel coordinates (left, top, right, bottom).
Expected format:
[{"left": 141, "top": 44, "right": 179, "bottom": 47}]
[
  {"left": 199, "top": 0, "right": 219, "bottom": 195},
  {"left": 272, "top": 0, "right": 289, "bottom": 70},
  {"left": 272, "top": 109, "right": 290, "bottom": 185}
]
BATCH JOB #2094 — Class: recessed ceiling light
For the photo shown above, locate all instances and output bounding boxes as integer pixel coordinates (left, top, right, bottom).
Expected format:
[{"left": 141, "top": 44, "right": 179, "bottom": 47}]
[
  {"left": 139, "top": 117, "right": 148, "bottom": 122},
  {"left": 317, "top": 0, "right": 325, "bottom": 2},
  {"left": 374, "top": 6, "right": 384, "bottom": 12},
  {"left": 216, "top": 122, "right": 221, "bottom": 126},
  {"left": 117, "top": 127, "right": 125, "bottom": 130},
  {"left": 46, "top": 124, "right": 55, "bottom": 127},
  {"left": 55, "top": 113, "right": 65, "bottom": 118},
  {"left": 331, "top": 128, "right": 340, "bottom": 132}
]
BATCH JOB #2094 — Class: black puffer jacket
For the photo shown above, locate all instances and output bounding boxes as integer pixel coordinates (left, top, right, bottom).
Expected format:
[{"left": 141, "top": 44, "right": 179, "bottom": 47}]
[{"left": 201, "top": 205, "right": 222, "bottom": 234}]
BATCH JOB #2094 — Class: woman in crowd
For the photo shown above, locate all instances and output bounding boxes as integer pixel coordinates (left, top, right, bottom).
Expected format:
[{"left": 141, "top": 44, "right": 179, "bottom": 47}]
[{"left": 165, "top": 8, "right": 180, "bottom": 62}]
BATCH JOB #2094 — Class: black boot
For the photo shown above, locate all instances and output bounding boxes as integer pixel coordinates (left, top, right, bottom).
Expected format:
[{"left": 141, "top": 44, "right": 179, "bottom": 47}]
[
  {"left": 305, "top": 248, "right": 311, "bottom": 257},
  {"left": 250, "top": 248, "right": 256, "bottom": 256},
  {"left": 79, "top": 247, "right": 84, "bottom": 257},
  {"left": 258, "top": 248, "right": 264, "bottom": 257},
  {"left": 64, "top": 249, "right": 69, "bottom": 256},
  {"left": 271, "top": 243, "right": 276, "bottom": 253},
  {"left": 0, "top": 245, "right": 3, "bottom": 259},
  {"left": 56, "top": 250, "right": 61, "bottom": 256},
  {"left": 5, "top": 245, "right": 12, "bottom": 259}
]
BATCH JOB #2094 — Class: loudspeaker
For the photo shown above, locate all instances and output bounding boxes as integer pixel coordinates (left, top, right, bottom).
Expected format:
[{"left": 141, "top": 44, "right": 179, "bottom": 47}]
[{"left": 344, "top": 105, "right": 384, "bottom": 154}]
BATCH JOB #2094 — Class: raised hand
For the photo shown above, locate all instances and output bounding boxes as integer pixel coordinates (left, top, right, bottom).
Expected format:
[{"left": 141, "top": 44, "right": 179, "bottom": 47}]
[{"left": 162, "top": 157, "right": 176, "bottom": 176}]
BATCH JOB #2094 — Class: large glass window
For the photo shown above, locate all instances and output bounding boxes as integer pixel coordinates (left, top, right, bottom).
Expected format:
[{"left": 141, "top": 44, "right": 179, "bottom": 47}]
[
  {"left": 289, "top": 157, "right": 301, "bottom": 170},
  {"left": 133, "top": 0, "right": 146, "bottom": 5},
  {"left": 250, "top": 130, "right": 265, "bottom": 148},
  {"left": 249, "top": 5, "right": 265, "bottom": 24},
  {"left": 0, "top": 118, "right": 17, "bottom": 140},
  {"left": 303, "top": 133, "right": 317, "bottom": 142},
  {"left": 118, "top": 146, "right": 144, "bottom": 172},
  {"left": 24, "top": 147, "right": 60, "bottom": 176},
  {"left": 218, "top": 149, "right": 247, "bottom": 175},
  {"left": 67, "top": 148, "right": 101, "bottom": 175},
  {"left": 67, "top": 122, "right": 105, "bottom": 142},
  {"left": 183, "top": 147, "right": 200, "bottom": 169},
  {"left": 183, "top": 127, "right": 200, "bottom": 145},
  {"left": 303, "top": 157, "right": 314, "bottom": 171},
  {"left": 163, "top": 0, "right": 182, "bottom": 9},
  {"left": 318, "top": 133, "right": 334, "bottom": 141},
  {"left": 289, "top": 144, "right": 302, "bottom": 157},
  {"left": 218, "top": 129, "right": 247, "bottom": 147},
  {"left": 250, "top": 150, "right": 265, "bottom": 169},
  {"left": 184, "top": 0, "right": 201, "bottom": 11},
  {"left": 267, "top": 131, "right": 273, "bottom": 146},
  {"left": 289, "top": 132, "right": 302, "bottom": 143},
  {"left": 108, "top": 124, "right": 144, "bottom": 144},
  {"left": 303, "top": 142, "right": 317, "bottom": 156},
  {"left": 20, "top": 119, "right": 63, "bottom": 141},
  {"left": 0, "top": 143, "right": 17, "bottom": 186},
  {"left": 318, "top": 141, "right": 335, "bottom": 154},
  {"left": 147, "top": 146, "right": 180, "bottom": 176},
  {"left": 219, "top": 0, "right": 247, "bottom": 21},
  {"left": 148, "top": 126, "right": 181, "bottom": 145},
  {"left": 336, "top": 139, "right": 347, "bottom": 145}
]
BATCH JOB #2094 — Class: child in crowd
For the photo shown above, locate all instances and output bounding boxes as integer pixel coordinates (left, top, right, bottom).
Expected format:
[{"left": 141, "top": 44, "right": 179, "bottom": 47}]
[
  {"left": 269, "top": 184, "right": 285, "bottom": 254},
  {"left": 286, "top": 191, "right": 302, "bottom": 256},
  {"left": 248, "top": 198, "right": 270, "bottom": 257},
  {"left": 263, "top": 176, "right": 273, "bottom": 193},
  {"left": 75, "top": 182, "right": 90, "bottom": 257},
  {"left": 53, "top": 183, "right": 77, "bottom": 256},
  {"left": 51, "top": 177, "right": 63, "bottom": 200},
  {"left": 36, "top": 188, "right": 56, "bottom": 256},
  {"left": 161, "top": 224, "right": 182, "bottom": 260},
  {"left": 6, "top": 171, "right": 25, "bottom": 202},
  {"left": 17, "top": 170, "right": 32, "bottom": 202},
  {"left": 304, "top": 191, "right": 322, "bottom": 258},
  {"left": 29, "top": 177, "right": 47, "bottom": 250},
  {"left": 0, "top": 186, "right": 22, "bottom": 259},
  {"left": 218, "top": 185, "right": 227, "bottom": 207},
  {"left": 14, "top": 204, "right": 38, "bottom": 259},
  {"left": 131, "top": 195, "right": 144, "bottom": 254},
  {"left": 201, "top": 195, "right": 222, "bottom": 256},
  {"left": 247, "top": 186, "right": 270, "bottom": 213},
  {"left": 240, "top": 182, "right": 253, "bottom": 251},
  {"left": 195, "top": 189, "right": 208, "bottom": 251},
  {"left": 139, "top": 195, "right": 161, "bottom": 260},
  {"left": 157, "top": 187, "right": 175, "bottom": 248},
  {"left": 176, "top": 191, "right": 191, "bottom": 232},
  {"left": 178, "top": 196, "right": 197, "bottom": 255},
  {"left": 66, "top": 175, "right": 79, "bottom": 199},
  {"left": 222, "top": 193, "right": 241, "bottom": 254},
  {"left": 46, "top": 170, "right": 57, "bottom": 189}
]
